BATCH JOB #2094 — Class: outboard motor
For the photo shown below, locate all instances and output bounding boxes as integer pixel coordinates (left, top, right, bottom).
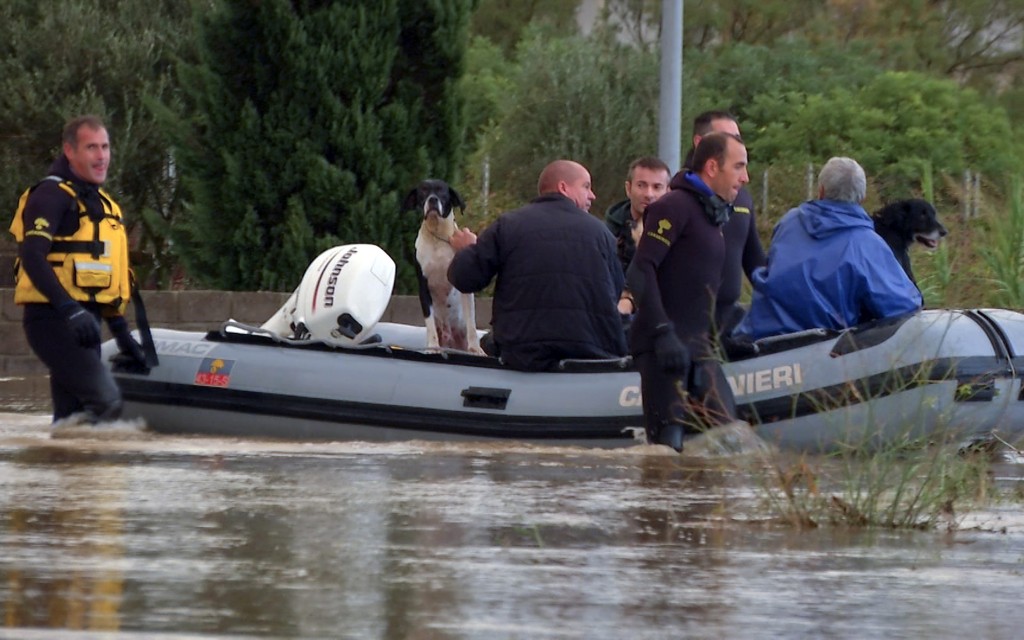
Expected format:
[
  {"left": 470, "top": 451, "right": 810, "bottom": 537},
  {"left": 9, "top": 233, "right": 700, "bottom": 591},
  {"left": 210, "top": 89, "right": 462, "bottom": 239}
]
[{"left": 261, "top": 244, "right": 395, "bottom": 345}]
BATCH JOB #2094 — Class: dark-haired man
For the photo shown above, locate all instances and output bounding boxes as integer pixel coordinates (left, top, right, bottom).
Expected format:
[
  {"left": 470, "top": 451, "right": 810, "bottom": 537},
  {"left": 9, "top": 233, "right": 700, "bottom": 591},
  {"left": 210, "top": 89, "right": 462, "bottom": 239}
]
[
  {"left": 9, "top": 115, "right": 146, "bottom": 424},
  {"left": 686, "top": 111, "right": 766, "bottom": 337},
  {"left": 604, "top": 156, "right": 672, "bottom": 316},
  {"left": 627, "top": 132, "right": 749, "bottom": 451}
]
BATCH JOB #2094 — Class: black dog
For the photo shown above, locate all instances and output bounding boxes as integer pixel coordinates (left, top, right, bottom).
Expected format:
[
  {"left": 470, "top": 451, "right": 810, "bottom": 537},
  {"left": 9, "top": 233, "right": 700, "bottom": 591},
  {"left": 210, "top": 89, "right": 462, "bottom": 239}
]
[
  {"left": 402, "top": 179, "right": 483, "bottom": 353},
  {"left": 871, "top": 199, "right": 947, "bottom": 284}
]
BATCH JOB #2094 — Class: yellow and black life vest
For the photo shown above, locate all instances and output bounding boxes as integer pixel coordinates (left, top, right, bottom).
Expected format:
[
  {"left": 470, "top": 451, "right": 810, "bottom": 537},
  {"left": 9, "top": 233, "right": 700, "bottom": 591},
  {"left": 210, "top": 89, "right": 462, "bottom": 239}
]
[{"left": 8, "top": 175, "right": 131, "bottom": 312}]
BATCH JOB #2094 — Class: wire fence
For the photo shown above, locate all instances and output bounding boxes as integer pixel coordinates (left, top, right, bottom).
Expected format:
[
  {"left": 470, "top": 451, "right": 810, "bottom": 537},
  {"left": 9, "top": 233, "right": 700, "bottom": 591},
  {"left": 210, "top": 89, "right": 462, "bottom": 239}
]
[{"left": 750, "top": 163, "right": 987, "bottom": 226}]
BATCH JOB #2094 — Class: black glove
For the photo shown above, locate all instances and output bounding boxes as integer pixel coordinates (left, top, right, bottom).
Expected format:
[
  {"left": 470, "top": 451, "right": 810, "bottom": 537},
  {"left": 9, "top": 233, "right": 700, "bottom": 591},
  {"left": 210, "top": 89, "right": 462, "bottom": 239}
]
[
  {"left": 58, "top": 301, "right": 101, "bottom": 347},
  {"left": 107, "top": 315, "right": 148, "bottom": 372},
  {"left": 653, "top": 328, "right": 690, "bottom": 373},
  {"left": 721, "top": 334, "right": 758, "bottom": 360}
]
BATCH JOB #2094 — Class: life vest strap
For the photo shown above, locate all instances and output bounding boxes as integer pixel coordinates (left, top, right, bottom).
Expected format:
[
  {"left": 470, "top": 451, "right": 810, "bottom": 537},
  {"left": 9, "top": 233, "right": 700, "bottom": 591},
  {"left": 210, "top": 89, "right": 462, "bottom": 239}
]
[{"left": 49, "top": 240, "right": 106, "bottom": 256}]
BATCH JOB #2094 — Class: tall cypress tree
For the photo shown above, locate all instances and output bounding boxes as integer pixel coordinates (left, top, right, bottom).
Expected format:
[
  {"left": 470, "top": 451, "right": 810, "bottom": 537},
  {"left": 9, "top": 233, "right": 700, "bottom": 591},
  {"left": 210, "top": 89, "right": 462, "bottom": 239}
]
[{"left": 171, "top": 0, "right": 474, "bottom": 292}]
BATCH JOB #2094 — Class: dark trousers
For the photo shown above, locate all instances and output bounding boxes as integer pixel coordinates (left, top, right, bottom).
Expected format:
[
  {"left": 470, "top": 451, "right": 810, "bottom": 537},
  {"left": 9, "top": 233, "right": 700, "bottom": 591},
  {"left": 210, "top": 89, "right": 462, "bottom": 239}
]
[
  {"left": 635, "top": 351, "right": 738, "bottom": 450},
  {"left": 23, "top": 303, "right": 122, "bottom": 423}
]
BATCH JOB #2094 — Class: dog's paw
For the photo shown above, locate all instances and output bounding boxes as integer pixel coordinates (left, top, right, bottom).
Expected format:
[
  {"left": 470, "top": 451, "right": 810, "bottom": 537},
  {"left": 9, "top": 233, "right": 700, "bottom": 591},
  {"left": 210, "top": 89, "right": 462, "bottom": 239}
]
[
  {"left": 467, "top": 345, "right": 486, "bottom": 356},
  {"left": 424, "top": 325, "right": 440, "bottom": 350}
]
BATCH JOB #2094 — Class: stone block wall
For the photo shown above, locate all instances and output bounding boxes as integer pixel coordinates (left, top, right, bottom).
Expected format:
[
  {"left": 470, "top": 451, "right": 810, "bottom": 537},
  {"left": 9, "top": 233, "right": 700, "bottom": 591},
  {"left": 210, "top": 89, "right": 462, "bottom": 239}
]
[
  {"left": 0, "top": 288, "right": 492, "bottom": 376},
  {"left": 1, "top": 236, "right": 15, "bottom": 288}
]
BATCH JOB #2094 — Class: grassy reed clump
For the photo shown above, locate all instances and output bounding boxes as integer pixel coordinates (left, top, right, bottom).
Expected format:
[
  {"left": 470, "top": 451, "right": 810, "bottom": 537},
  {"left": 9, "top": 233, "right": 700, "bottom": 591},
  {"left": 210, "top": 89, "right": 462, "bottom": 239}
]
[
  {"left": 754, "top": 435, "right": 997, "bottom": 531},
  {"left": 980, "top": 179, "right": 1024, "bottom": 308},
  {"left": 731, "top": 316, "right": 1006, "bottom": 531},
  {"left": 913, "top": 161, "right": 953, "bottom": 304}
]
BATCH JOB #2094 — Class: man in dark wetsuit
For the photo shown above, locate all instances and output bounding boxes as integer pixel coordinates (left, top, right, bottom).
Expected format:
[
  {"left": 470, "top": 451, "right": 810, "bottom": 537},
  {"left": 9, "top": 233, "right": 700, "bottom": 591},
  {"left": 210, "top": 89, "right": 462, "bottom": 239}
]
[
  {"left": 602, "top": 157, "right": 671, "bottom": 315},
  {"left": 627, "top": 132, "right": 749, "bottom": 451},
  {"left": 684, "top": 111, "right": 766, "bottom": 338},
  {"left": 9, "top": 115, "right": 147, "bottom": 424},
  {"left": 448, "top": 160, "right": 626, "bottom": 372}
]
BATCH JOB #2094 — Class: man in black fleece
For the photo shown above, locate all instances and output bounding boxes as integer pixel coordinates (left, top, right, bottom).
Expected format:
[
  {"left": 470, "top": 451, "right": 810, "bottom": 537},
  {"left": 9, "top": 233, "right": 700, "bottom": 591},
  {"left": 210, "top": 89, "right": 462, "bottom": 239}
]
[
  {"left": 448, "top": 160, "right": 626, "bottom": 371},
  {"left": 627, "top": 132, "right": 749, "bottom": 450},
  {"left": 603, "top": 156, "right": 671, "bottom": 315}
]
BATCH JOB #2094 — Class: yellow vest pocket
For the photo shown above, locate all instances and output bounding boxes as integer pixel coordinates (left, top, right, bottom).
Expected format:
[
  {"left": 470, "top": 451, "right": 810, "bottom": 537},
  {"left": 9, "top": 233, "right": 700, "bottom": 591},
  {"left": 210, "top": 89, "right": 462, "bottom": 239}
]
[{"left": 74, "top": 260, "right": 113, "bottom": 289}]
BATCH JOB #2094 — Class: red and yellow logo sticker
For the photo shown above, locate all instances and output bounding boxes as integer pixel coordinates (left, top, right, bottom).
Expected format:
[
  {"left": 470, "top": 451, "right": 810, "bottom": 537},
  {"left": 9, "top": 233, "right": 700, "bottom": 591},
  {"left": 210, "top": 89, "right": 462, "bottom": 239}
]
[{"left": 194, "top": 358, "right": 234, "bottom": 387}]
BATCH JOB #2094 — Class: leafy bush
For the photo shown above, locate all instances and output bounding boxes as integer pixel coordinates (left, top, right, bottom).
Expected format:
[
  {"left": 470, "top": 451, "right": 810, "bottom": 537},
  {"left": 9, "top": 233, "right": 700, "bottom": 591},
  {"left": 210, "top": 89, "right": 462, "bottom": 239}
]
[
  {"left": 478, "top": 28, "right": 661, "bottom": 212},
  {"left": 751, "top": 71, "right": 1021, "bottom": 201},
  {"left": 685, "top": 39, "right": 885, "bottom": 127}
]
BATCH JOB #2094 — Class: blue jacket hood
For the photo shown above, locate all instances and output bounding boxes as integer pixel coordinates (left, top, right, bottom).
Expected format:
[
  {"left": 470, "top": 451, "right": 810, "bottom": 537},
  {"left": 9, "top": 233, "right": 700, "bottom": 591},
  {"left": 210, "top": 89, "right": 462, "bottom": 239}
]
[{"left": 798, "top": 199, "right": 873, "bottom": 240}]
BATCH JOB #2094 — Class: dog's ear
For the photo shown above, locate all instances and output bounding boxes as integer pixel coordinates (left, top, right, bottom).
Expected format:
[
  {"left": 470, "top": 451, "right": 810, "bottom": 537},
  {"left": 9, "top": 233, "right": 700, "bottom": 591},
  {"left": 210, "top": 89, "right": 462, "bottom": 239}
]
[
  {"left": 447, "top": 186, "right": 467, "bottom": 213},
  {"left": 401, "top": 187, "right": 420, "bottom": 213},
  {"left": 917, "top": 199, "right": 938, "bottom": 219},
  {"left": 906, "top": 200, "right": 931, "bottom": 228},
  {"left": 886, "top": 200, "right": 913, "bottom": 234},
  {"left": 873, "top": 203, "right": 895, "bottom": 228}
]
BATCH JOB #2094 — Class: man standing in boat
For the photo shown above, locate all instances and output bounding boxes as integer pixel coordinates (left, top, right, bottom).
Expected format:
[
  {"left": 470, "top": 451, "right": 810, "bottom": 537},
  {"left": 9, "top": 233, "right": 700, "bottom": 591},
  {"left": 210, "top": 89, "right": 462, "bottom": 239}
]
[
  {"left": 447, "top": 159, "right": 627, "bottom": 372},
  {"left": 8, "top": 115, "right": 147, "bottom": 424},
  {"left": 627, "top": 132, "right": 750, "bottom": 451}
]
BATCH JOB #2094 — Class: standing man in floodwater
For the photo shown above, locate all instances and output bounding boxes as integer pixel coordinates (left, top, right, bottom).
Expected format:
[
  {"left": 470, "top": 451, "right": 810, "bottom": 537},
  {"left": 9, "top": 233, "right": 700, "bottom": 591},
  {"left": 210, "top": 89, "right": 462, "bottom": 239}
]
[
  {"left": 627, "top": 132, "right": 750, "bottom": 451},
  {"left": 9, "top": 114, "right": 147, "bottom": 424}
]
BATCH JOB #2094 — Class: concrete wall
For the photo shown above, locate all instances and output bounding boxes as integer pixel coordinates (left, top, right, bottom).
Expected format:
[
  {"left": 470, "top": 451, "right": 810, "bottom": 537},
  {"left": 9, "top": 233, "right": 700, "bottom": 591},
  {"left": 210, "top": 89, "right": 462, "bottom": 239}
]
[{"left": 0, "top": 288, "right": 492, "bottom": 376}]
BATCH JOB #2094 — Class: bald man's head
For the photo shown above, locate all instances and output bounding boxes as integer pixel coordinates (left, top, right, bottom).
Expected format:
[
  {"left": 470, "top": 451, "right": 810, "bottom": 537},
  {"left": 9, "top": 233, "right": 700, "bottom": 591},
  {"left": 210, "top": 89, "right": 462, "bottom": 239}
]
[
  {"left": 537, "top": 160, "right": 595, "bottom": 211},
  {"left": 537, "top": 160, "right": 584, "bottom": 194}
]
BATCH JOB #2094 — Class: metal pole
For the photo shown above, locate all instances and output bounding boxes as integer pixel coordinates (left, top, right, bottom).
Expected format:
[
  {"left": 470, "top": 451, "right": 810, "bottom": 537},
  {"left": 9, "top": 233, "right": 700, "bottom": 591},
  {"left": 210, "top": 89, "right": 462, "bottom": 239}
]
[
  {"left": 762, "top": 168, "right": 769, "bottom": 216},
  {"left": 963, "top": 169, "right": 971, "bottom": 221},
  {"left": 973, "top": 172, "right": 981, "bottom": 218},
  {"left": 482, "top": 155, "right": 490, "bottom": 217},
  {"left": 658, "top": 0, "right": 683, "bottom": 174}
]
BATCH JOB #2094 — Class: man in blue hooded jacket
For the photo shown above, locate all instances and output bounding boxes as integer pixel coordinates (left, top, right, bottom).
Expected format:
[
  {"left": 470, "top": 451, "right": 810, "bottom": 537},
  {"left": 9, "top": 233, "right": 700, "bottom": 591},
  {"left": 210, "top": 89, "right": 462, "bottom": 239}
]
[{"left": 736, "top": 157, "right": 922, "bottom": 340}]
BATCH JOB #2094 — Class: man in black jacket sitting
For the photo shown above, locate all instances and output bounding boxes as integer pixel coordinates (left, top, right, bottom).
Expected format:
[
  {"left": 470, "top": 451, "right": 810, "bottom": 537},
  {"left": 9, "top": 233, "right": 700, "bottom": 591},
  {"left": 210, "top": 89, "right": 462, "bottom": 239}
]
[{"left": 448, "top": 160, "right": 627, "bottom": 371}]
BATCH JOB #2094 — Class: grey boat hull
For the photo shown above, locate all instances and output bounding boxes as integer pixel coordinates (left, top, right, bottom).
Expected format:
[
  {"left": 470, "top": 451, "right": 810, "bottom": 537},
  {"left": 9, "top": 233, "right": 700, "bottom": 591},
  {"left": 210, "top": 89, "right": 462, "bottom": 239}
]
[{"left": 103, "top": 309, "right": 1024, "bottom": 451}]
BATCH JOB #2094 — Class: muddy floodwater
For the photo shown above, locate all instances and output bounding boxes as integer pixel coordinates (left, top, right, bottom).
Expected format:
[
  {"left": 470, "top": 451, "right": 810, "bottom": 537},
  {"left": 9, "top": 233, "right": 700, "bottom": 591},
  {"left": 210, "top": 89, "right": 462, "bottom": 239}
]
[{"left": 1, "top": 376, "right": 1023, "bottom": 639}]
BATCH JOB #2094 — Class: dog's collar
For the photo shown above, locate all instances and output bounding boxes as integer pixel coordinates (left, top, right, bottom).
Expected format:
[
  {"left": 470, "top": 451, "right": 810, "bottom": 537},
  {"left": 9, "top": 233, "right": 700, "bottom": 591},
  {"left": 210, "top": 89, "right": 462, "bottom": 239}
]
[{"left": 429, "top": 230, "right": 451, "bottom": 245}]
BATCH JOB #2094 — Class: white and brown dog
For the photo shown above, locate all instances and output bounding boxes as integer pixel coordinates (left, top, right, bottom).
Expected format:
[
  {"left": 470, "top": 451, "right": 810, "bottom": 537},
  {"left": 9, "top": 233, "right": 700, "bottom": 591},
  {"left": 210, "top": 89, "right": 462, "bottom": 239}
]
[{"left": 403, "top": 179, "right": 483, "bottom": 354}]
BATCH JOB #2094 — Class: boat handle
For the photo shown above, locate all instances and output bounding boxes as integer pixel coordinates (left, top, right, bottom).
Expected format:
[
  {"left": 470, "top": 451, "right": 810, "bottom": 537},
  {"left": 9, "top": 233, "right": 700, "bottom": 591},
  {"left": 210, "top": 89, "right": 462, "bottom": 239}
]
[{"left": 461, "top": 386, "right": 511, "bottom": 410}]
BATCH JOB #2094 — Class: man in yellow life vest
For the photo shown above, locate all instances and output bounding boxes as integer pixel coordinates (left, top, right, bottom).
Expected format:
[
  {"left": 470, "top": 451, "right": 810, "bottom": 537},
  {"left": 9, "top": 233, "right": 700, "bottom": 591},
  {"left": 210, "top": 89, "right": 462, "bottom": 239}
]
[{"left": 9, "top": 115, "right": 145, "bottom": 424}]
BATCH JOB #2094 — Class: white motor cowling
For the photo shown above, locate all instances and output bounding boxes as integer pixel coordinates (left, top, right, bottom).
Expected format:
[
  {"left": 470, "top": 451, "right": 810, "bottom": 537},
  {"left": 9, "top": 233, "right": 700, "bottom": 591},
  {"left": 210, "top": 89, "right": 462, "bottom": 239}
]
[{"left": 261, "top": 244, "right": 396, "bottom": 345}]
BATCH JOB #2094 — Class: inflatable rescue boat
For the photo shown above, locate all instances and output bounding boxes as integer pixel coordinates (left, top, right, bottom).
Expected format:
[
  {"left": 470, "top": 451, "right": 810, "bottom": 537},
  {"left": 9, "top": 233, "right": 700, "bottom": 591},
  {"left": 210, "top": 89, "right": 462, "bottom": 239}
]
[{"left": 103, "top": 244, "right": 1024, "bottom": 452}]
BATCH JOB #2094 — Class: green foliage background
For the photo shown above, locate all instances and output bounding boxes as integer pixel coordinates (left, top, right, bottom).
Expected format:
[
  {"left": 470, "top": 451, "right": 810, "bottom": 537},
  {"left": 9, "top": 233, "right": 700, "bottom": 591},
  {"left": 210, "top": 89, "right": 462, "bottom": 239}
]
[
  {"left": 3, "top": 0, "right": 1024, "bottom": 305},
  {"left": 478, "top": 26, "right": 662, "bottom": 209},
  {"left": 167, "top": 0, "right": 474, "bottom": 291}
]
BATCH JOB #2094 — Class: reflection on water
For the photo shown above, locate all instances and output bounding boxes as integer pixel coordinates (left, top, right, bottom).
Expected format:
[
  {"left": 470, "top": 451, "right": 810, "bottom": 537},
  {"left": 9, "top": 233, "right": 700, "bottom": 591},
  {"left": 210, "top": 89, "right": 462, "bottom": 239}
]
[
  {"left": 4, "top": 446, "right": 125, "bottom": 632},
  {"left": 0, "top": 377, "right": 51, "bottom": 415},
  {"left": 1, "top": 392, "right": 1024, "bottom": 637}
]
